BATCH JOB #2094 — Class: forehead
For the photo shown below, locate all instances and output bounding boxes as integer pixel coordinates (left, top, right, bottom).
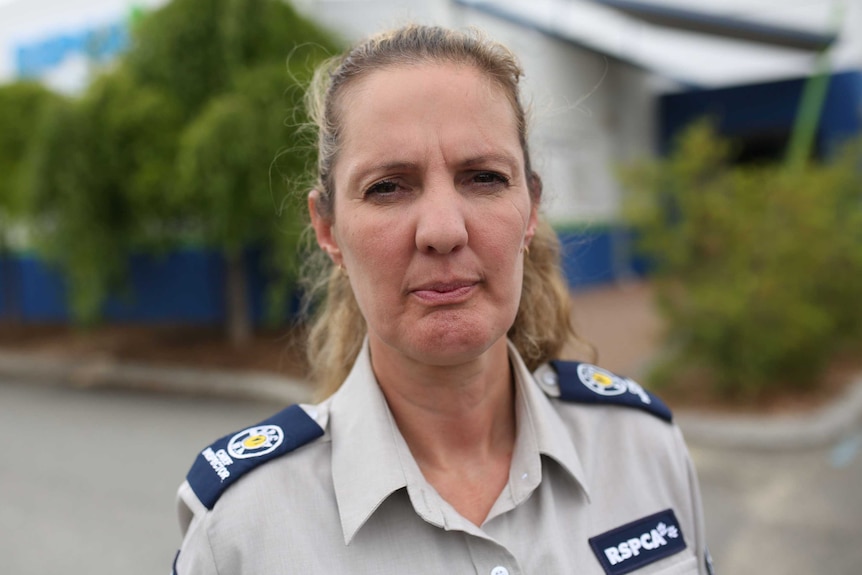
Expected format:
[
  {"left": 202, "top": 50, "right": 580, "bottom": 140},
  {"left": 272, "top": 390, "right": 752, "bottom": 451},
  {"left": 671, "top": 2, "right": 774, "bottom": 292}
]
[
  {"left": 334, "top": 62, "right": 522, "bottom": 168},
  {"left": 341, "top": 61, "right": 515, "bottom": 110}
]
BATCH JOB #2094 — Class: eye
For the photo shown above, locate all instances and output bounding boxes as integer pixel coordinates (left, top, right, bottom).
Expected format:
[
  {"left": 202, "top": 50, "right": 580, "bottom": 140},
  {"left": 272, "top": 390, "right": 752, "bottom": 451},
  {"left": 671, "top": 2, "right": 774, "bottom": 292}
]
[
  {"left": 364, "top": 179, "right": 400, "bottom": 197},
  {"left": 469, "top": 171, "right": 510, "bottom": 188}
]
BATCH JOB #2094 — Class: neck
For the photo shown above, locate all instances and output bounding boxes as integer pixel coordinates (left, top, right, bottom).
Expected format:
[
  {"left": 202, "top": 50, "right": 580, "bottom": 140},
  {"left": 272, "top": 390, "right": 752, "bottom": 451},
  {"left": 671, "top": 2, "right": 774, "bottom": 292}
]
[
  {"left": 369, "top": 337, "right": 517, "bottom": 524},
  {"left": 371, "top": 338, "right": 514, "bottom": 454}
]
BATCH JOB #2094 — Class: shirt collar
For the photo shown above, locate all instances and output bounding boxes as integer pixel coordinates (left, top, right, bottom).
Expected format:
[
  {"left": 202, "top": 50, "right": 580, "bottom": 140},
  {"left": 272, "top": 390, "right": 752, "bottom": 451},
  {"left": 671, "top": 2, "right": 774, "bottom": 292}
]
[
  {"left": 329, "top": 341, "right": 409, "bottom": 545},
  {"left": 328, "top": 339, "right": 591, "bottom": 544},
  {"left": 507, "top": 340, "right": 591, "bottom": 503}
]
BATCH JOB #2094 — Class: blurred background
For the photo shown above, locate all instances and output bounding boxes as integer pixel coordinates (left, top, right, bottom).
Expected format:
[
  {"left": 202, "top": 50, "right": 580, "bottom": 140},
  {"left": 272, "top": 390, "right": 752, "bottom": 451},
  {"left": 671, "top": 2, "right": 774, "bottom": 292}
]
[{"left": 0, "top": 0, "right": 861, "bottom": 573}]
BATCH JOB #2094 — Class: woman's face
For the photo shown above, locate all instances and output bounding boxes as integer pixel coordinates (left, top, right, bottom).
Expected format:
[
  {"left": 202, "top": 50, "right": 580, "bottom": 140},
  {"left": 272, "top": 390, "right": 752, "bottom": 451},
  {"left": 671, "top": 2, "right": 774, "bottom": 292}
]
[{"left": 311, "top": 63, "right": 537, "bottom": 369}]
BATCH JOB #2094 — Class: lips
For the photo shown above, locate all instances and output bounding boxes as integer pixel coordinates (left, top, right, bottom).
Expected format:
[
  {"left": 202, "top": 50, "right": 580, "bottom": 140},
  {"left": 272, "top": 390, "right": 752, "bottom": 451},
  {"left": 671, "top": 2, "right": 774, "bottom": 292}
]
[{"left": 410, "top": 279, "right": 479, "bottom": 304}]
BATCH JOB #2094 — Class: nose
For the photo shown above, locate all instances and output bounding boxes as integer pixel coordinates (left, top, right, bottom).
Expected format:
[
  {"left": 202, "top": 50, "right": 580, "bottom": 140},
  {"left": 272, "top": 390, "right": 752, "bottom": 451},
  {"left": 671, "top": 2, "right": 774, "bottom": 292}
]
[{"left": 414, "top": 184, "right": 468, "bottom": 254}]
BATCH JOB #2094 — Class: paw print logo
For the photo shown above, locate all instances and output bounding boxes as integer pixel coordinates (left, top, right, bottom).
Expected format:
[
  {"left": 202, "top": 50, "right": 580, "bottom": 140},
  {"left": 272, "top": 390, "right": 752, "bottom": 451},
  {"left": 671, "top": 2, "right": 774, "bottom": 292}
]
[{"left": 656, "top": 522, "right": 680, "bottom": 539}]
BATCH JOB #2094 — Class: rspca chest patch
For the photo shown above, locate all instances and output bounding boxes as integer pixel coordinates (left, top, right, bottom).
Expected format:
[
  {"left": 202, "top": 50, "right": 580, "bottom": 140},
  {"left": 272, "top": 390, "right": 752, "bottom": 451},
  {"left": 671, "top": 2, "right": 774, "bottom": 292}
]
[
  {"left": 549, "top": 361, "right": 673, "bottom": 422},
  {"left": 589, "top": 509, "right": 688, "bottom": 575},
  {"left": 186, "top": 404, "right": 324, "bottom": 509}
]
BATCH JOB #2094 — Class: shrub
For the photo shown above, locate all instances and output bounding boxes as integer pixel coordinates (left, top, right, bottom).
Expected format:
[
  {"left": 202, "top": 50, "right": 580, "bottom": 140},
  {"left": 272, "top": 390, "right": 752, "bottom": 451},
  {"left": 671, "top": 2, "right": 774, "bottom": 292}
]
[{"left": 621, "top": 121, "right": 862, "bottom": 399}]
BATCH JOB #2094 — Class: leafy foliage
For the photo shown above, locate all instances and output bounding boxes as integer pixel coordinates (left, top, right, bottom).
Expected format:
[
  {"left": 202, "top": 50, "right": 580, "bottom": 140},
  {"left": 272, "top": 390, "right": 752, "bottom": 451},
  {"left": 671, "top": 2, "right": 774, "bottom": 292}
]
[
  {"left": 6, "top": 0, "right": 340, "bottom": 333},
  {"left": 21, "top": 72, "right": 183, "bottom": 323},
  {"left": 0, "top": 81, "right": 61, "bottom": 219},
  {"left": 126, "top": 0, "right": 338, "bottom": 120},
  {"left": 622, "top": 121, "right": 862, "bottom": 398}
]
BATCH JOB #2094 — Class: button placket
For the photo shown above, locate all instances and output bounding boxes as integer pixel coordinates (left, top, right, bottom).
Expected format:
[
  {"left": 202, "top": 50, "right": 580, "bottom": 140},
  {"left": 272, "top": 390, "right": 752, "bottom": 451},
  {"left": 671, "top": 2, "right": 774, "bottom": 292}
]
[{"left": 464, "top": 532, "right": 522, "bottom": 575}]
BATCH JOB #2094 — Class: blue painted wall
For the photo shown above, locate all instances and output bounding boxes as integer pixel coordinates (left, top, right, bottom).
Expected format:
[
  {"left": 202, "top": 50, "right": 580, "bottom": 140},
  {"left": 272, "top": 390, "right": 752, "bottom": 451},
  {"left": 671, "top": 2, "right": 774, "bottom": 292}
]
[
  {"left": 1, "top": 249, "right": 254, "bottom": 324},
  {"left": 560, "top": 227, "right": 650, "bottom": 290}
]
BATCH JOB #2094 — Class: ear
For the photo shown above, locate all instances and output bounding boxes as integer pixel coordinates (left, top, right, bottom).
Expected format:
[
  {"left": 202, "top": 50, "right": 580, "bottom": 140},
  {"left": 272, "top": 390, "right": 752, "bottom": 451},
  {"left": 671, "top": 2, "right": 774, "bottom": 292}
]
[
  {"left": 525, "top": 201, "right": 539, "bottom": 248},
  {"left": 308, "top": 189, "right": 342, "bottom": 266},
  {"left": 525, "top": 171, "right": 541, "bottom": 247},
  {"left": 528, "top": 171, "right": 543, "bottom": 203}
]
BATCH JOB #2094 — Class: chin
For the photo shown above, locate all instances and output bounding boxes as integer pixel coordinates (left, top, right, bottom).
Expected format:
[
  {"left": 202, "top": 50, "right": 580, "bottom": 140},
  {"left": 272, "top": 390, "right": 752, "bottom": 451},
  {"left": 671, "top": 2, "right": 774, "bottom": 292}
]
[{"left": 403, "top": 322, "right": 508, "bottom": 366}]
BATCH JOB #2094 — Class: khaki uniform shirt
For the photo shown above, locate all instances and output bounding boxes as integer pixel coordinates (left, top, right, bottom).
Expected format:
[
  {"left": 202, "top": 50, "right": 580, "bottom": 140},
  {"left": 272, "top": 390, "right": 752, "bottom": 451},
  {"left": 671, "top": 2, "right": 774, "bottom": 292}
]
[{"left": 174, "top": 341, "right": 711, "bottom": 574}]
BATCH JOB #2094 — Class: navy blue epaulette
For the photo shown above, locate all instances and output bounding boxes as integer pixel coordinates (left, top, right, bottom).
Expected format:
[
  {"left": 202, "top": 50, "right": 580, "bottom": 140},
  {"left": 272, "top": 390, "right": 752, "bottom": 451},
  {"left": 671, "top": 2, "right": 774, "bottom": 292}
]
[
  {"left": 547, "top": 361, "right": 673, "bottom": 423},
  {"left": 186, "top": 404, "right": 324, "bottom": 510}
]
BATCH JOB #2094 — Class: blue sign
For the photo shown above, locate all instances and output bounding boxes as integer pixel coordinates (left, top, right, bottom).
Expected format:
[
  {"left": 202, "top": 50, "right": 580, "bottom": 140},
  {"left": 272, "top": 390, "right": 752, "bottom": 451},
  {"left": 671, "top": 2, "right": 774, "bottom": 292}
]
[{"left": 14, "top": 21, "right": 129, "bottom": 79}]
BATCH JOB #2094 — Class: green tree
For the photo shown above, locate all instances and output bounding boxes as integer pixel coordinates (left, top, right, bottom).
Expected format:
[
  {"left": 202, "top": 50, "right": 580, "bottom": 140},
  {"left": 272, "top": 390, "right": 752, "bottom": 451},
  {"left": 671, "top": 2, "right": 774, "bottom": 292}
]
[
  {"left": 126, "top": 0, "right": 338, "bottom": 120},
  {"left": 21, "top": 71, "right": 182, "bottom": 324},
  {"left": 18, "top": 0, "right": 339, "bottom": 342},
  {"left": 175, "top": 63, "right": 312, "bottom": 344},
  {"left": 126, "top": 0, "right": 338, "bottom": 344},
  {"left": 0, "top": 81, "right": 60, "bottom": 218}
]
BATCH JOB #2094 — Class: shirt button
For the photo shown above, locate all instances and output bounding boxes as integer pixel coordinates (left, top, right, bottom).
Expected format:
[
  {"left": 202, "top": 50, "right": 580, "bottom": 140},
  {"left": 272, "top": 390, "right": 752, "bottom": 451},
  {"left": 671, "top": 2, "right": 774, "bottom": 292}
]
[
  {"left": 491, "top": 567, "right": 510, "bottom": 575},
  {"left": 541, "top": 371, "right": 558, "bottom": 386}
]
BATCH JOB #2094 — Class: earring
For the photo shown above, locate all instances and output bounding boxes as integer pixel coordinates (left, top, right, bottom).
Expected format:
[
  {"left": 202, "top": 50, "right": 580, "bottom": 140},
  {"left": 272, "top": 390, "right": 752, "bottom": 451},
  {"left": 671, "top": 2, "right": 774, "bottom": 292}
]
[
  {"left": 337, "top": 263, "right": 347, "bottom": 275},
  {"left": 523, "top": 244, "right": 530, "bottom": 256}
]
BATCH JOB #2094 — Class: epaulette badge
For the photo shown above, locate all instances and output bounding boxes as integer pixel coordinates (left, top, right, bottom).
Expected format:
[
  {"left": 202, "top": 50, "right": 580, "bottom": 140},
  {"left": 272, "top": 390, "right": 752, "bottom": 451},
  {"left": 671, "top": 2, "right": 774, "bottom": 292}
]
[
  {"left": 186, "top": 404, "right": 324, "bottom": 509},
  {"left": 545, "top": 361, "right": 673, "bottom": 423}
]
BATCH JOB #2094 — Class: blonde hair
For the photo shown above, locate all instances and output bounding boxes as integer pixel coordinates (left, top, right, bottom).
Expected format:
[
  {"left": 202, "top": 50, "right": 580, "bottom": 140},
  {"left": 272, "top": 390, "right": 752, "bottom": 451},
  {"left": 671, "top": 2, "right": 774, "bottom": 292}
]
[{"left": 301, "top": 24, "right": 586, "bottom": 398}]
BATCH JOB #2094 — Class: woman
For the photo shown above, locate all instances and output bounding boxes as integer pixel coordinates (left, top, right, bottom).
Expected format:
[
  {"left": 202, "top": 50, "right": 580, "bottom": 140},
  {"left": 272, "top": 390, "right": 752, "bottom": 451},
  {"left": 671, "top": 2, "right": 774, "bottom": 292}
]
[{"left": 174, "top": 24, "right": 712, "bottom": 574}]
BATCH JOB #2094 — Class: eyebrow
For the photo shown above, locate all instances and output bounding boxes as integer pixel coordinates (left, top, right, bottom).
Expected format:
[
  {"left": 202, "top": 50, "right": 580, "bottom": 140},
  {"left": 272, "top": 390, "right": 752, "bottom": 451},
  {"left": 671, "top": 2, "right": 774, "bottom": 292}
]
[
  {"left": 348, "top": 161, "right": 421, "bottom": 189},
  {"left": 460, "top": 153, "right": 520, "bottom": 170},
  {"left": 360, "top": 161, "right": 420, "bottom": 176},
  {"left": 349, "top": 152, "right": 522, "bottom": 187}
]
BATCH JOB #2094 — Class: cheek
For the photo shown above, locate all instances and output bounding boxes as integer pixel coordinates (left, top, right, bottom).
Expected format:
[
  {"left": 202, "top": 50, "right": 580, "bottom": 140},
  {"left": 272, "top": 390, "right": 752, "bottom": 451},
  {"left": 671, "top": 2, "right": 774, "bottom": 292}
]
[
  {"left": 478, "top": 198, "right": 533, "bottom": 254},
  {"left": 335, "top": 211, "right": 408, "bottom": 282},
  {"left": 468, "top": 208, "right": 529, "bottom": 303}
]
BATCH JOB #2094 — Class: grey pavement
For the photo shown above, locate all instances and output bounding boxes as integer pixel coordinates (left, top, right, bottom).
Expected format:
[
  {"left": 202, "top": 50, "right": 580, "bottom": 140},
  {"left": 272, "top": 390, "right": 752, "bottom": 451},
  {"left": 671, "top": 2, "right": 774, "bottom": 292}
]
[{"left": 690, "top": 438, "right": 862, "bottom": 575}]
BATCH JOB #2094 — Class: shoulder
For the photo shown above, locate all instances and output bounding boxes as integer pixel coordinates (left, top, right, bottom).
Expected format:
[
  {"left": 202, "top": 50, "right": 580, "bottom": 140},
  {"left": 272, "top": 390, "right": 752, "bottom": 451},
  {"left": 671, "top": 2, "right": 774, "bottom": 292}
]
[
  {"left": 183, "top": 404, "right": 326, "bottom": 512},
  {"left": 531, "top": 360, "right": 690, "bottom": 480},
  {"left": 534, "top": 360, "right": 673, "bottom": 423},
  {"left": 532, "top": 361, "right": 696, "bottom": 505}
]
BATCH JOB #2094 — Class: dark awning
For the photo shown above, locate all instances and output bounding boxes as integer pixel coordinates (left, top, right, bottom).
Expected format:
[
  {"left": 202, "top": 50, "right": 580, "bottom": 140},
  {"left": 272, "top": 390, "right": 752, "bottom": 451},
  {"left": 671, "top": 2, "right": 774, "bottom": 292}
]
[{"left": 592, "top": 0, "right": 836, "bottom": 52}]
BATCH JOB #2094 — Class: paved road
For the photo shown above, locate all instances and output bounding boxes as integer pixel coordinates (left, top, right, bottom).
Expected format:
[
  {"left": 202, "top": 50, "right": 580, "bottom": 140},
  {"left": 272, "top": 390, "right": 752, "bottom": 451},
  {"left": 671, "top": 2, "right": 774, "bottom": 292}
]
[{"left": 2, "top": 379, "right": 861, "bottom": 574}]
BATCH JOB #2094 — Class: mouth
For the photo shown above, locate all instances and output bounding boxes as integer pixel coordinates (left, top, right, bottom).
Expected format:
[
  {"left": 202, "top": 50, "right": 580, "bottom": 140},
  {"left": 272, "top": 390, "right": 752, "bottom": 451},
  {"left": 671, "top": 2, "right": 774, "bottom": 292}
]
[{"left": 410, "top": 279, "right": 479, "bottom": 305}]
